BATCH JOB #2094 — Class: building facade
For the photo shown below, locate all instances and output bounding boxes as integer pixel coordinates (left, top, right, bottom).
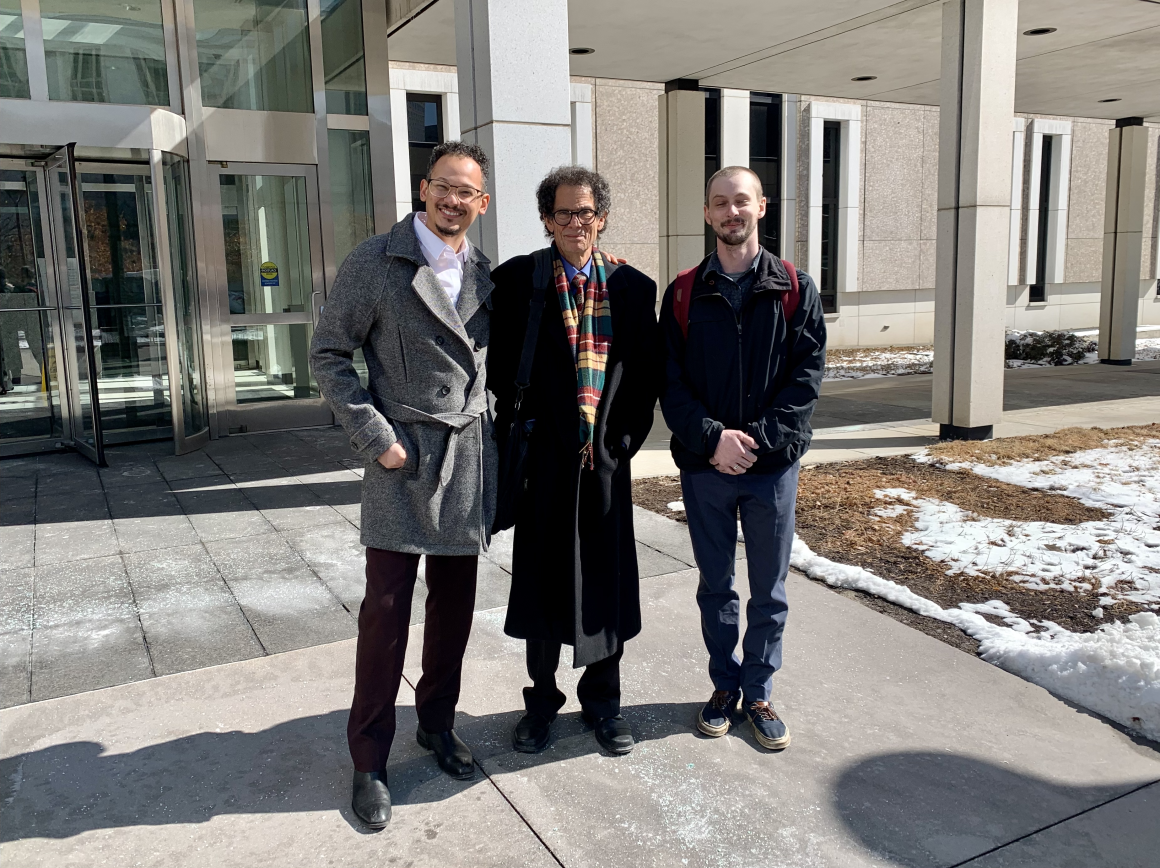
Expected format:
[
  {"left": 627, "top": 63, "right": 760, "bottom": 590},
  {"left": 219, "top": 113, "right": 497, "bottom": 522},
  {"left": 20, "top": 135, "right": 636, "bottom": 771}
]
[{"left": 1, "top": 0, "right": 1157, "bottom": 460}]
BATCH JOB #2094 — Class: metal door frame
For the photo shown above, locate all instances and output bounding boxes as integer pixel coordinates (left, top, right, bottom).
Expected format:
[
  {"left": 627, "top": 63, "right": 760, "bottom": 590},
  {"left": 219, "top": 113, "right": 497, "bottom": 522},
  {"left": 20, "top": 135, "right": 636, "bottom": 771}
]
[
  {"left": 202, "top": 161, "right": 331, "bottom": 435},
  {"left": 0, "top": 157, "right": 73, "bottom": 458}
]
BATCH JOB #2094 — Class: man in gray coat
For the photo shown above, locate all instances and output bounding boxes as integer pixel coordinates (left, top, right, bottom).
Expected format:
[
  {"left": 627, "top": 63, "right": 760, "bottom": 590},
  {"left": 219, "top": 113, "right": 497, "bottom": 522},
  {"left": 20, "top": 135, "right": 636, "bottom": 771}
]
[{"left": 310, "top": 141, "right": 497, "bottom": 830}]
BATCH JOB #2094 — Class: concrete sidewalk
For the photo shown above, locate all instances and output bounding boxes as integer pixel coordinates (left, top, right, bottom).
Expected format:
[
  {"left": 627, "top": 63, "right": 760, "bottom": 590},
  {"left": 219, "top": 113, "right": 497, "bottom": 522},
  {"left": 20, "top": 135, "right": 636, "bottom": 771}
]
[{"left": 3, "top": 509, "right": 1158, "bottom": 867}]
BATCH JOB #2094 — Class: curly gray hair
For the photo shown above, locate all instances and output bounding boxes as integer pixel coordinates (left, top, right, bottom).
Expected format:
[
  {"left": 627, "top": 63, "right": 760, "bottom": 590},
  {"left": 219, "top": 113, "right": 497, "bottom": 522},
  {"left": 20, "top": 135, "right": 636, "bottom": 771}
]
[{"left": 536, "top": 166, "right": 612, "bottom": 238}]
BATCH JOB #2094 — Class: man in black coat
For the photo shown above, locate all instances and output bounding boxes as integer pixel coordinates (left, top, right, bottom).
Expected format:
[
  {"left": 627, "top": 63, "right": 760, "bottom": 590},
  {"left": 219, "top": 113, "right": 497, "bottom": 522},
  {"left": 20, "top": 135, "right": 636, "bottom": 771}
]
[
  {"left": 489, "top": 166, "right": 660, "bottom": 756},
  {"left": 660, "top": 166, "right": 826, "bottom": 751}
]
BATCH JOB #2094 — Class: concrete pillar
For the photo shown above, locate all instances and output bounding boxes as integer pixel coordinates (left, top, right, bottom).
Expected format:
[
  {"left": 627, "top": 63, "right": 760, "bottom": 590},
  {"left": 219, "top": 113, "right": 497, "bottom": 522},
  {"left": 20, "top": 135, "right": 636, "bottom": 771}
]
[
  {"left": 931, "top": 0, "right": 1019, "bottom": 441},
  {"left": 720, "top": 88, "right": 750, "bottom": 168},
  {"left": 454, "top": 0, "right": 573, "bottom": 264},
  {"left": 658, "top": 80, "right": 705, "bottom": 288},
  {"left": 1098, "top": 118, "right": 1149, "bottom": 365},
  {"left": 781, "top": 95, "right": 799, "bottom": 263}
]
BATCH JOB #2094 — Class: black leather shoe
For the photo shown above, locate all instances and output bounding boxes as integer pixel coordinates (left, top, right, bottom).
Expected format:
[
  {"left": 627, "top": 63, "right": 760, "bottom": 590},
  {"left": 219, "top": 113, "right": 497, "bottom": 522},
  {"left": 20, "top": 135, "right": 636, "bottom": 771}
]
[
  {"left": 512, "top": 712, "right": 553, "bottom": 753},
  {"left": 351, "top": 770, "right": 391, "bottom": 830},
  {"left": 581, "top": 711, "right": 634, "bottom": 755},
  {"left": 416, "top": 725, "right": 475, "bottom": 779}
]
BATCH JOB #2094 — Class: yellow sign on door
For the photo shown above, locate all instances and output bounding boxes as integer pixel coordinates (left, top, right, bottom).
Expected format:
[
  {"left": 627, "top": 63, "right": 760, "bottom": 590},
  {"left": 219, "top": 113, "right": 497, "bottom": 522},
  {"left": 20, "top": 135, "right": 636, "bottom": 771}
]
[{"left": 259, "top": 261, "right": 279, "bottom": 287}]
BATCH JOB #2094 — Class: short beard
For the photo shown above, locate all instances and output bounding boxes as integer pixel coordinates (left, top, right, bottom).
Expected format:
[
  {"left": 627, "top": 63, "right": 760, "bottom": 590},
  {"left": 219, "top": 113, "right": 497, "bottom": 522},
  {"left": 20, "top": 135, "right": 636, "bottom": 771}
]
[{"left": 714, "top": 220, "right": 755, "bottom": 248}]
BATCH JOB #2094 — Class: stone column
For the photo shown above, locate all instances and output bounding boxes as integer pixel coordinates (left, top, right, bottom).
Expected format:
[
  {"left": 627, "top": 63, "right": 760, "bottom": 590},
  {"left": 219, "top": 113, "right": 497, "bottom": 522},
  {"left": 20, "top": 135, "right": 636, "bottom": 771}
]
[
  {"left": 931, "top": 0, "right": 1019, "bottom": 441},
  {"left": 658, "top": 80, "right": 705, "bottom": 288},
  {"left": 454, "top": 0, "right": 573, "bottom": 264},
  {"left": 720, "top": 88, "right": 750, "bottom": 169},
  {"left": 1098, "top": 118, "right": 1149, "bottom": 365}
]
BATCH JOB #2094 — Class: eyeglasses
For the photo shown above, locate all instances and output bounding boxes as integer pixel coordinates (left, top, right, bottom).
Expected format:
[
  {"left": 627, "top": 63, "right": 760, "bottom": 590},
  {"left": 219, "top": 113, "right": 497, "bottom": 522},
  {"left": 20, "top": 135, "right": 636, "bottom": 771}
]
[
  {"left": 426, "top": 178, "right": 485, "bottom": 203},
  {"left": 551, "top": 208, "right": 599, "bottom": 226}
]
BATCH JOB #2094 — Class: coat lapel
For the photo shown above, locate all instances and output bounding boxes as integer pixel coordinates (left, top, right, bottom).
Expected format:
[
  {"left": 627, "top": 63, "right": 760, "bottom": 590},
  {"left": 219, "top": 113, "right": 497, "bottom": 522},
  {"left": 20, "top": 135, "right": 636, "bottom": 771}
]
[
  {"left": 455, "top": 250, "right": 494, "bottom": 325},
  {"left": 388, "top": 213, "right": 477, "bottom": 349}
]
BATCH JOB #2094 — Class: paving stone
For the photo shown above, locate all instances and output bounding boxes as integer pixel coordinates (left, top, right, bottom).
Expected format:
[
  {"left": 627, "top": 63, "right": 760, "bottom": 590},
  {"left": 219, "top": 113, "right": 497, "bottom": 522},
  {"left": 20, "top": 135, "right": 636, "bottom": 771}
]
[
  {"left": 31, "top": 620, "right": 153, "bottom": 701},
  {"left": 636, "top": 540, "right": 690, "bottom": 578},
  {"left": 154, "top": 454, "right": 227, "bottom": 483},
  {"left": 204, "top": 534, "right": 356, "bottom": 653},
  {"left": 0, "top": 472, "right": 36, "bottom": 498},
  {"left": 631, "top": 504, "right": 697, "bottom": 566},
  {"left": 0, "top": 499, "right": 35, "bottom": 569},
  {"left": 297, "top": 468, "right": 363, "bottom": 509},
  {"left": 98, "top": 453, "right": 165, "bottom": 488},
  {"left": 0, "top": 629, "right": 30, "bottom": 708},
  {"left": 238, "top": 479, "right": 346, "bottom": 532},
  {"left": 125, "top": 545, "right": 263, "bottom": 675},
  {"left": 283, "top": 522, "right": 366, "bottom": 612},
  {"left": 33, "top": 518, "right": 119, "bottom": 566},
  {"left": 34, "top": 489, "right": 107, "bottom": 523},
  {"left": 0, "top": 568, "right": 32, "bottom": 634},
  {"left": 33, "top": 554, "right": 135, "bottom": 629},
  {"left": 173, "top": 486, "right": 276, "bottom": 542},
  {"left": 475, "top": 557, "right": 512, "bottom": 612}
]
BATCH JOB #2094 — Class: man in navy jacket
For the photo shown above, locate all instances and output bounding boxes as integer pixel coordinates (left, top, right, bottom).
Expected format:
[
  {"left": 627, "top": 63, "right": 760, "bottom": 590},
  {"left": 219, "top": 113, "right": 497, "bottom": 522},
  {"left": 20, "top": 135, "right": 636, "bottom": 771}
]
[{"left": 659, "top": 165, "right": 826, "bottom": 750}]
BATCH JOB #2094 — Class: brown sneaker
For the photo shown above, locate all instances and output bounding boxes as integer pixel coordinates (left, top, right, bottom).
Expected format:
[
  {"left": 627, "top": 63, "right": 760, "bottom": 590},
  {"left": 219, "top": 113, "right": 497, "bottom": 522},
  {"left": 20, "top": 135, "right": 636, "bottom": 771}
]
[{"left": 746, "top": 701, "right": 791, "bottom": 750}]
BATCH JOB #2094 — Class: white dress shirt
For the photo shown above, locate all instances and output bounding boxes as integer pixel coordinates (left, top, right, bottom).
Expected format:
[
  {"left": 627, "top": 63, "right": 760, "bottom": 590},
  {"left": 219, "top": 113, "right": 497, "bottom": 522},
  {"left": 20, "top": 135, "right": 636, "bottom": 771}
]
[{"left": 413, "top": 212, "right": 469, "bottom": 308}]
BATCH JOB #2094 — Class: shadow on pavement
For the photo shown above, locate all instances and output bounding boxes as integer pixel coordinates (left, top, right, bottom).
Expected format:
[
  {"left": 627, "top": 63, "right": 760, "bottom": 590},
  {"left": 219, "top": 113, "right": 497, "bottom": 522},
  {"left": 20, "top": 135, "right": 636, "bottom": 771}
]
[
  {"left": 831, "top": 750, "right": 1153, "bottom": 867},
  {"left": 0, "top": 702, "right": 702, "bottom": 842}
]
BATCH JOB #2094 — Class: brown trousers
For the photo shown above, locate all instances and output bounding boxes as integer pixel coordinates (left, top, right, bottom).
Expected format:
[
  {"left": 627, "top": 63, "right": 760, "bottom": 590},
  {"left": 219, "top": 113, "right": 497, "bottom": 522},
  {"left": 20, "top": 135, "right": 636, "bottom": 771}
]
[{"left": 347, "top": 547, "right": 477, "bottom": 773}]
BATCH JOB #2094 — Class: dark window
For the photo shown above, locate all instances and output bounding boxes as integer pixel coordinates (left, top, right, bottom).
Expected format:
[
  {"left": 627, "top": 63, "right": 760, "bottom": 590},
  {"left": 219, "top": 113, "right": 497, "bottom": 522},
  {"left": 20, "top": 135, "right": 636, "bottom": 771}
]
[
  {"left": 819, "top": 121, "right": 840, "bottom": 313},
  {"left": 406, "top": 93, "right": 444, "bottom": 214},
  {"left": 702, "top": 87, "right": 721, "bottom": 255},
  {"left": 749, "top": 92, "right": 781, "bottom": 256},
  {"left": 1031, "top": 135, "right": 1052, "bottom": 304}
]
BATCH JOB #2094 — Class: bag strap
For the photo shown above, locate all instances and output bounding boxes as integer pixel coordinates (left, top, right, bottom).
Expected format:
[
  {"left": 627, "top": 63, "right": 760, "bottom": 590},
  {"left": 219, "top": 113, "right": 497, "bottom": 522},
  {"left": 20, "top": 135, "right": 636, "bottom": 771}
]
[
  {"left": 673, "top": 265, "right": 698, "bottom": 340},
  {"left": 780, "top": 259, "right": 800, "bottom": 323},
  {"left": 514, "top": 248, "right": 552, "bottom": 407}
]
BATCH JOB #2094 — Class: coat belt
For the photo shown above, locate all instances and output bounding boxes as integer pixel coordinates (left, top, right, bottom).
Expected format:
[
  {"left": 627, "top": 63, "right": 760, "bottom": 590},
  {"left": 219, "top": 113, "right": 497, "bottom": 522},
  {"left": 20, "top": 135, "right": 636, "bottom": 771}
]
[{"left": 373, "top": 393, "right": 487, "bottom": 487}]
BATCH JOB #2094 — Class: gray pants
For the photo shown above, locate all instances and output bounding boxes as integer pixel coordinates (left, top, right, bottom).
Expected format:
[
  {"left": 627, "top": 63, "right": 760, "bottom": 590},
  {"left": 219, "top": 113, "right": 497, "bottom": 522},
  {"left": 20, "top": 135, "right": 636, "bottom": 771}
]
[{"left": 680, "top": 462, "right": 799, "bottom": 704}]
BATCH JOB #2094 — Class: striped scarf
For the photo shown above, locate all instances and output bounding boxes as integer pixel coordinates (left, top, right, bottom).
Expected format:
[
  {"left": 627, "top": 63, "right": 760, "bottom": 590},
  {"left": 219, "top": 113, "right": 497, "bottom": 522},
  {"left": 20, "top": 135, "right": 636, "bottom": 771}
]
[{"left": 553, "top": 247, "right": 612, "bottom": 469}]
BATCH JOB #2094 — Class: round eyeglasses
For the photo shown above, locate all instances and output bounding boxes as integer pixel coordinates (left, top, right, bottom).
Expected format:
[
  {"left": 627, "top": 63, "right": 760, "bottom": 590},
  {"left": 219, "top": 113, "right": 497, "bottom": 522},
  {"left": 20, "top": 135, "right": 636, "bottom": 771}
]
[
  {"left": 426, "top": 178, "right": 485, "bottom": 203},
  {"left": 551, "top": 208, "right": 598, "bottom": 226}
]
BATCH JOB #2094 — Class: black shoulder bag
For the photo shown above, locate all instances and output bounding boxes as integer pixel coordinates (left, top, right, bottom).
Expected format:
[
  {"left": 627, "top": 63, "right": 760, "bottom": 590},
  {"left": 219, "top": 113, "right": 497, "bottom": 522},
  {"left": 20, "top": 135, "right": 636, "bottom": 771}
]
[{"left": 493, "top": 249, "right": 552, "bottom": 533}]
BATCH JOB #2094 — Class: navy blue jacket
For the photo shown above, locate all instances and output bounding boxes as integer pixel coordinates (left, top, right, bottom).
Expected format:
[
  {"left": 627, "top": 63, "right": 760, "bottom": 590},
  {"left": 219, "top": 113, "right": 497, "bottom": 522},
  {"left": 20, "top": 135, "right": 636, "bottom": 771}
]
[{"left": 659, "top": 248, "right": 826, "bottom": 473}]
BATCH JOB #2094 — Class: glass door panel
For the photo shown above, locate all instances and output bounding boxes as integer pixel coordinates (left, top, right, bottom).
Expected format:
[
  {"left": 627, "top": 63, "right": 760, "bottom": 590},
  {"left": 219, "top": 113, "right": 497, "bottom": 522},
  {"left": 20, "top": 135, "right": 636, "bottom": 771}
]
[
  {"left": 45, "top": 145, "right": 104, "bottom": 464},
  {"left": 77, "top": 165, "right": 171, "bottom": 442},
  {"left": 211, "top": 165, "right": 327, "bottom": 433},
  {"left": 0, "top": 166, "right": 64, "bottom": 451}
]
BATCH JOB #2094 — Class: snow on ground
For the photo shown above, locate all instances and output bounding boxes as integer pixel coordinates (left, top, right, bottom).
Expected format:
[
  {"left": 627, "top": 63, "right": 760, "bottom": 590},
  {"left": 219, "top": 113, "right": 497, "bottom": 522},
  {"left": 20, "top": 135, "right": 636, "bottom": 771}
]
[
  {"left": 790, "top": 536, "right": 1160, "bottom": 742},
  {"left": 823, "top": 334, "right": 1160, "bottom": 380}
]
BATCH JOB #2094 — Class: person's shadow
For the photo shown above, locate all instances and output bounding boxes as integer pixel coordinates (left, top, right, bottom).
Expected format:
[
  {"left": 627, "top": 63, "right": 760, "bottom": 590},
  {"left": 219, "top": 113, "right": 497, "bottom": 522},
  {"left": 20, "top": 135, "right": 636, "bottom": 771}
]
[
  {"left": 0, "top": 701, "right": 708, "bottom": 842},
  {"left": 832, "top": 751, "right": 1158, "bottom": 867}
]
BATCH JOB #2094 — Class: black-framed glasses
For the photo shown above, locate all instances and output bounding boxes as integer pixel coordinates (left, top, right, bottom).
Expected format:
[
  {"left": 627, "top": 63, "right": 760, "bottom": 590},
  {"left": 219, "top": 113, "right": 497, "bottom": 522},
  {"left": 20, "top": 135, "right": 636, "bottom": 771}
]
[
  {"left": 426, "top": 178, "right": 485, "bottom": 203},
  {"left": 551, "top": 208, "right": 598, "bottom": 226}
]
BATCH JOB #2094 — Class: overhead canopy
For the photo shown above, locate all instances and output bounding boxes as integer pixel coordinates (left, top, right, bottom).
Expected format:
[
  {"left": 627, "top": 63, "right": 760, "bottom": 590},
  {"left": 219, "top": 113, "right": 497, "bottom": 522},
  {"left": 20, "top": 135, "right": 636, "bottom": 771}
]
[{"left": 387, "top": 0, "right": 1160, "bottom": 121}]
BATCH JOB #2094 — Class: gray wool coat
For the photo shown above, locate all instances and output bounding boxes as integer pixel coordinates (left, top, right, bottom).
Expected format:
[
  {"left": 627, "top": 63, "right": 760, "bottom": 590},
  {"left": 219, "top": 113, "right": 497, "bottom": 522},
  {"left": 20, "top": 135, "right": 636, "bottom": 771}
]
[{"left": 309, "top": 214, "right": 498, "bottom": 555}]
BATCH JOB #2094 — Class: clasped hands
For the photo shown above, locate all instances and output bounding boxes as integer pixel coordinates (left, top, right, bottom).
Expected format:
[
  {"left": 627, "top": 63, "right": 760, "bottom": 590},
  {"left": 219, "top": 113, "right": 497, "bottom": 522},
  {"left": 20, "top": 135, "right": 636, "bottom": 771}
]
[{"left": 710, "top": 429, "right": 758, "bottom": 476}]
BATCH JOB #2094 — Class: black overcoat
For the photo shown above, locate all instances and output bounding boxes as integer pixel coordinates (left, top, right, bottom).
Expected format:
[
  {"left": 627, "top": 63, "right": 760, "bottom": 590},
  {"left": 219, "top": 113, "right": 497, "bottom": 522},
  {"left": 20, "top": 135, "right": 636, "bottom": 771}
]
[{"left": 489, "top": 248, "right": 661, "bottom": 668}]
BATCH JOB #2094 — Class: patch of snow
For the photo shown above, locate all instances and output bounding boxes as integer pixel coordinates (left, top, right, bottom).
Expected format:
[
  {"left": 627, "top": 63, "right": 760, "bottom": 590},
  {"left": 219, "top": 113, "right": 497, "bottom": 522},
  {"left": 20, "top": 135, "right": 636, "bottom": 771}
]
[
  {"left": 667, "top": 501, "right": 686, "bottom": 512},
  {"left": 790, "top": 536, "right": 1160, "bottom": 742}
]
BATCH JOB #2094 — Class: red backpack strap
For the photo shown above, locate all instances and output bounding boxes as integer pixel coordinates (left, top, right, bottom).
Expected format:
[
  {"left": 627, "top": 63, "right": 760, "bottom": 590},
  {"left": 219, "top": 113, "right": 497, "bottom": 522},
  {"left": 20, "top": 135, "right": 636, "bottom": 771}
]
[
  {"left": 780, "top": 259, "right": 800, "bottom": 323},
  {"left": 672, "top": 266, "right": 698, "bottom": 339}
]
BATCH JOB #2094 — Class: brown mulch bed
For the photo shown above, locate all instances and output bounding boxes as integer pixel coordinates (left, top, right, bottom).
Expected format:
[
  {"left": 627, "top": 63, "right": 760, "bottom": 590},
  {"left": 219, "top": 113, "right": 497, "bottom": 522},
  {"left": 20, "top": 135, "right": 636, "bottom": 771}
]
[{"left": 632, "top": 424, "right": 1160, "bottom": 656}]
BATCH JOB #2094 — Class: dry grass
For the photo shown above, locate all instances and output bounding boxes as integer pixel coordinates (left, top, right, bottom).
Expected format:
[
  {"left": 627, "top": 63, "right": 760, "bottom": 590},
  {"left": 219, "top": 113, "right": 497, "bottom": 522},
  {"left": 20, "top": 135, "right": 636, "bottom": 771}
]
[{"left": 926, "top": 423, "right": 1160, "bottom": 467}]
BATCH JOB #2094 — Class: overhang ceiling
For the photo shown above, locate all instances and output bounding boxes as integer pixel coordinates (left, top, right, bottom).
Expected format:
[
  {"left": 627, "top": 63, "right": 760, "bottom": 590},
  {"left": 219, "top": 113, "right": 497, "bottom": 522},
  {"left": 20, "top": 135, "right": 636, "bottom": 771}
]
[{"left": 387, "top": 0, "right": 1160, "bottom": 121}]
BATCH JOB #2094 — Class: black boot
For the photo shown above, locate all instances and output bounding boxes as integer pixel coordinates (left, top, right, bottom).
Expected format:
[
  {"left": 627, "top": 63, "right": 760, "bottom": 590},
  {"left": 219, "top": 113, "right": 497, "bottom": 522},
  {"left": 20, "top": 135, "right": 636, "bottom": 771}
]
[
  {"left": 351, "top": 770, "right": 391, "bottom": 830},
  {"left": 512, "top": 712, "right": 553, "bottom": 753},
  {"left": 416, "top": 725, "right": 475, "bottom": 779},
  {"left": 582, "top": 711, "right": 634, "bottom": 755}
]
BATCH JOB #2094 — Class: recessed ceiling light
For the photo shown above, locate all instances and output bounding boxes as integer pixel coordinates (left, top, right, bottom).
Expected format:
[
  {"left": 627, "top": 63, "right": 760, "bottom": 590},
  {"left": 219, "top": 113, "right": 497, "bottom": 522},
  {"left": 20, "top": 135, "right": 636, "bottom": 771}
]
[
  {"left": 1023, "top": 27, "right": 1057, "bottom": 36},
  {"left": 1098, "top": 98, "right": 1122, "bottom": 103},
  {"left": 851, "top": 75, "right": 877, "bottom": 82},
  {"left": 569, "top": 47, "right": 595, "bottom": 56}
]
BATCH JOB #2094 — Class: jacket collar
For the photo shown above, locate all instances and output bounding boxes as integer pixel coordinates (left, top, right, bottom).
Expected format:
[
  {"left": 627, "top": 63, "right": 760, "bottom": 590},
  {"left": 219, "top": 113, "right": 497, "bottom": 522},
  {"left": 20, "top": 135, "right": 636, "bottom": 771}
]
[
  {"left": 694, "top": 246, "right": 791, "bottom": 297},
  {"left": 386, "top": 213, "right": 493, "bottom": 342}
]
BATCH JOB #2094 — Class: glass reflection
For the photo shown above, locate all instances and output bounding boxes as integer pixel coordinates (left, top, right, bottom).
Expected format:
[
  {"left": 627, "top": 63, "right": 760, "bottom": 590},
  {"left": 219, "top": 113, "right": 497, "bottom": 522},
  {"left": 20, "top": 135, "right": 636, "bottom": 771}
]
[
  {"left": 321, "top": 0, "right": 366, "bottom": 115},
  {"left": 193, "top": 0, "right": 313, "bottom": 113},
  {"left": 0, "top": 0, "right": 29, "bottom": 99},
  {"left": 232, "top": 323, "right": 317, "bottom": 403},
  {"left": 328, "top": 129, "right": 375, "bottom": 267},
  {"left": 41, "top": 0, "right": 169, "bottom": 106},
  {"left": 220, "top": 173, "right": 312, "bottom": 316},
  {"left": 0, "top": 169, "right": 61, "bottom": 444}
]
